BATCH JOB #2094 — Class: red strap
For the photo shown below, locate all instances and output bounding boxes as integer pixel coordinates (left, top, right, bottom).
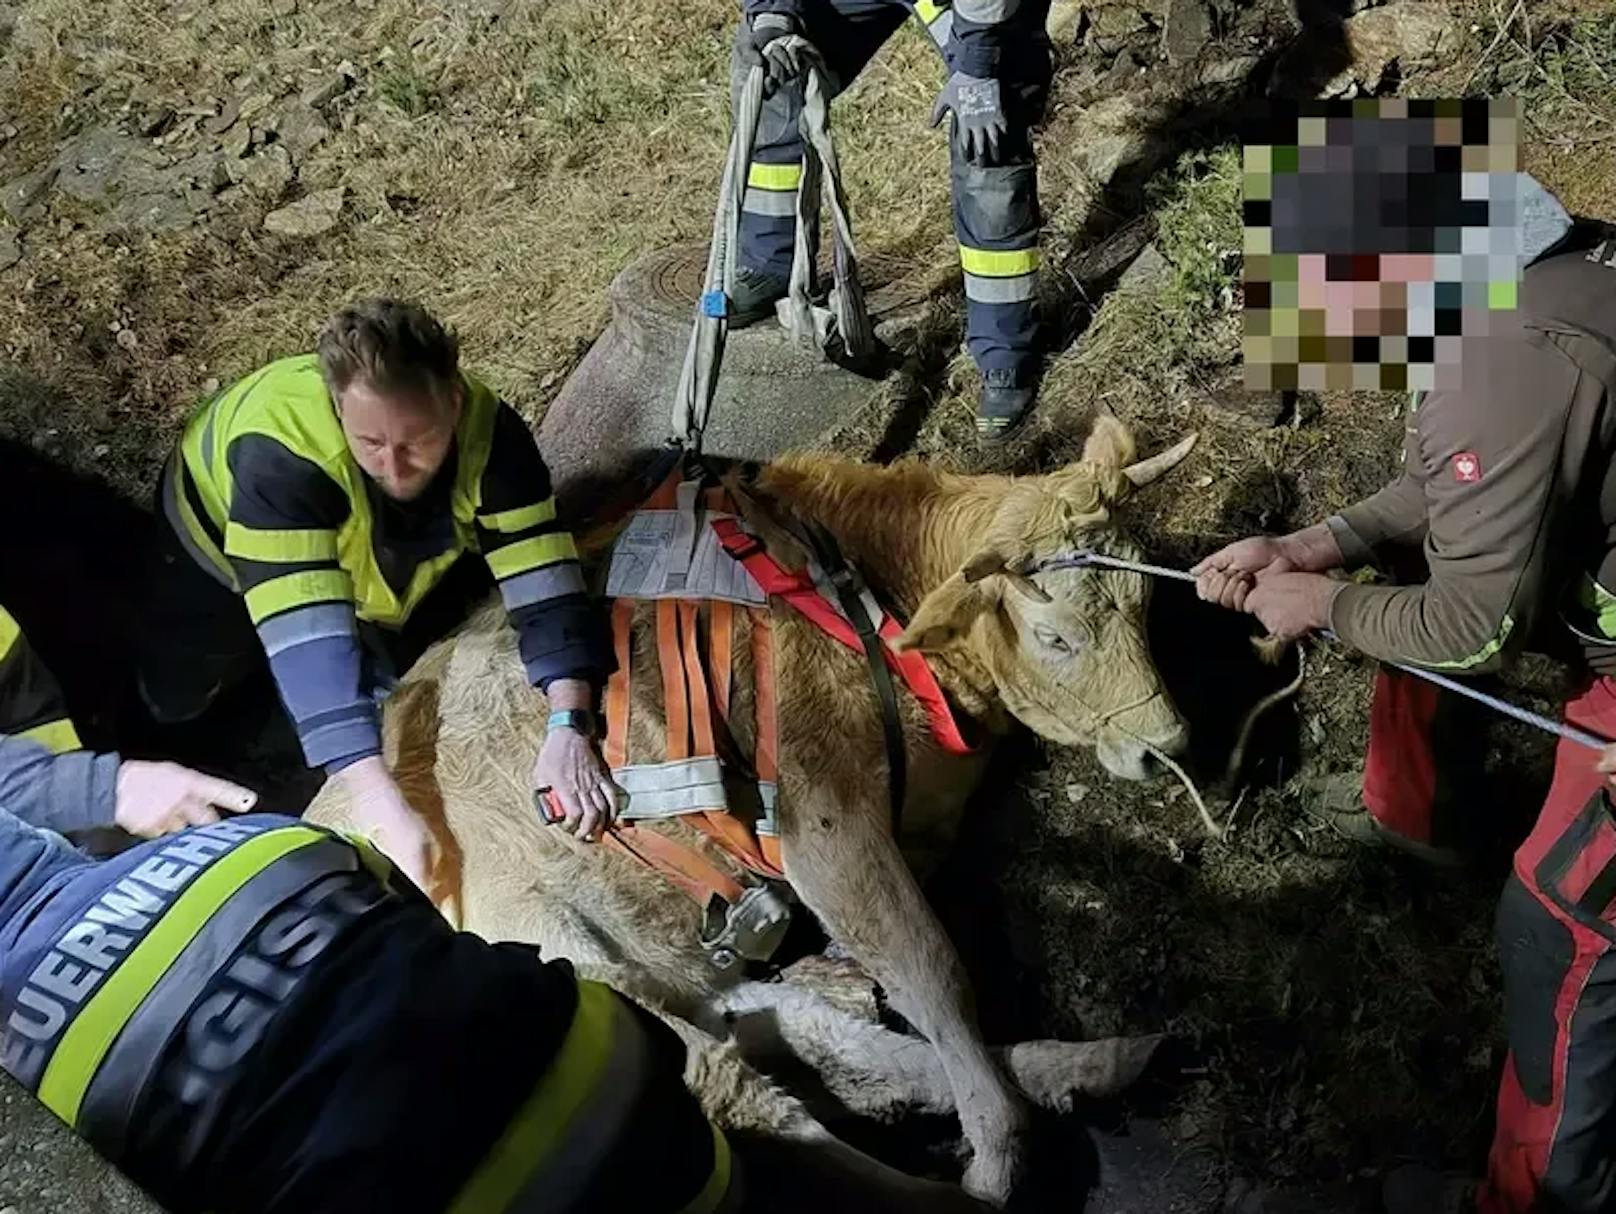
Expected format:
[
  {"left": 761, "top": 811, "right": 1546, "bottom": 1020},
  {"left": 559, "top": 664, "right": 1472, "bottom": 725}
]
[{"left": 711, "top": 517, "right": 975, "bottom": 757}]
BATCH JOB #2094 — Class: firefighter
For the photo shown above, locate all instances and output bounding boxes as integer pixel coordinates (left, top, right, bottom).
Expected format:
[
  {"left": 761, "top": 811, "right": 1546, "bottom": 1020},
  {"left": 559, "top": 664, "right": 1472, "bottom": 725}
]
[
  {"left": 730, "top": 0, "right": 1053, "bottom": 439},
  {"left": 1197, "top": 167, "right": 1616, "bottom": 1212},
  {"left": 132, "top": 299, "right": 619, "bottom": 889},
  {"left": 1, "top": 602, "right": 258, "bottom": 839},
  {"left": 0, "top": 734, "right": 732, "bottom": 1214}
]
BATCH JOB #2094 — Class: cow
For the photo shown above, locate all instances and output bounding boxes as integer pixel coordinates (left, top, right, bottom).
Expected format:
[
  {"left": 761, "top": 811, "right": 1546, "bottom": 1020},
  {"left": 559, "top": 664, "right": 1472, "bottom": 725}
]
[{"left": 304, "top": 414, "right": 1194, "bottom": 1206}]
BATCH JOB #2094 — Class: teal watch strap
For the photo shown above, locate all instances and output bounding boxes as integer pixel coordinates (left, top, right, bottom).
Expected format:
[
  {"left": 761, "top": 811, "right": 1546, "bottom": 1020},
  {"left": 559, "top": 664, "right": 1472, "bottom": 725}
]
[{"left": 547, "top": 709, "right": 597, "bottom": 736}]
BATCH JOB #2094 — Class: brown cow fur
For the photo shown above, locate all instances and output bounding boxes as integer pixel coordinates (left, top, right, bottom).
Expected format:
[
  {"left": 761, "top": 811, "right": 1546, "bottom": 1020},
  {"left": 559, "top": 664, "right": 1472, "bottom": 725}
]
[{"left": 304, "top": 415, "right": 1189, "bottom": 1207}]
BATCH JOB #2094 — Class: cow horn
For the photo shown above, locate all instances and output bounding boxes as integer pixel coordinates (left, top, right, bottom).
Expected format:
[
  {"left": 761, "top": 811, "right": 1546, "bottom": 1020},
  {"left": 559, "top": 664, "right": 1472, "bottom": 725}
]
[{"left": 1121, "top": 433, "right": 1198, "bottom": 488}]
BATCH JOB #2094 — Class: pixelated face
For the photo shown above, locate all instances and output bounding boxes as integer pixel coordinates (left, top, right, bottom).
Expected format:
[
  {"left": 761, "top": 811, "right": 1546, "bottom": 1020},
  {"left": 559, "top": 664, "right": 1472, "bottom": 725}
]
[
  {"left": 1294, "top": 252, "right": 1436, "bottom": 338},
  {"left": 337, "top": 378, "right": 463, "bottom": 502},
  {"left": 1242, "top": 98, "right": 1524, "bottom": 393}
]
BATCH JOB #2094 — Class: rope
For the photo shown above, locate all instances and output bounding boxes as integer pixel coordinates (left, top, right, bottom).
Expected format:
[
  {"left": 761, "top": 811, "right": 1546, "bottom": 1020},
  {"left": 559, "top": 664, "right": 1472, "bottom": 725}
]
[
  {"left": 1039, "top": 550, "right": 1613, "bottom": 754},
  {"left": 672, "top": 44, "right": 875, "bottom": 451}
]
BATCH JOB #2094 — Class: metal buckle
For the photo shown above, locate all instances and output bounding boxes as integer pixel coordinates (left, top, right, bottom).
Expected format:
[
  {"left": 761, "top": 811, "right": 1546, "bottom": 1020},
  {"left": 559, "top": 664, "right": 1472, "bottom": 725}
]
[{"left": 701, "top": 884, "right": 793, "bottom": 980}]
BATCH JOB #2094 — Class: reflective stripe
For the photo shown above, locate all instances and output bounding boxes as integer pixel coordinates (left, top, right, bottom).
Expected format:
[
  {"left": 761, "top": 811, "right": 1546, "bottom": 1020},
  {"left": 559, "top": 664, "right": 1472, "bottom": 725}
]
[
  {"left": 742, "top": 186, "right": 799, "bottom": 218},
  {"left": 1424, "top": 613, "right": 1515, "bottom": 672},
  {"left": 223, "top": 522, "right": 339, "bottom": 564},
  {"left": 485, "top": 533, "right": 579, "bottom": 580},
  {"left": 676, "top": 1123, "right": 734, "bottom": 1214},
  {"left": 447, "top": 981, "right": 636, "bottom": 1214},
  {"left": 924, "top": 7, "right": 954, "bottom": 45},
  {"left": 498, "top": 563, "right": 587, "bottom": 611},
  {"left": 956, "top": 0, "right": 1020, "bottom": 19},
  {"left": 36, "top": 827, "right": 326, "bottom": 1127},
  {"left": 74, "top": 837, "right": 365, "bottom": 1159},
  {"left": 17, "top": 718, "right": 82, "bottom": 755},
  {"left": 959, "top": 245, "right": 1042, "bottom": 277},
  {"left": 1579, "top": 575, "right": 1616, "bottom": 640},
  {"left": 0, "top": 606, "right": 18, "bottom": 659},
  {"left": 243, "top": 569, "right": 352, "bottom": 624},
  {"left": 746, "top": 162, "right": 802, "bottom": 192},
  {"left": 963, "top": 270, "right": 1038, "bottom": 303},
  {"left": 478, "top": 499, "right": 557, "bottom": 534},
  {"left": 256, "top": 602, "right": 357, "bottom": 657},
  {"left": 915, "top": 0, "right": 946, "bottom": 21},
  {"left": 166, "top": 458, "right": 237, "bottom": 590},
  {"left": 614, "top": 758, "right": 729, "bottom": 819}
]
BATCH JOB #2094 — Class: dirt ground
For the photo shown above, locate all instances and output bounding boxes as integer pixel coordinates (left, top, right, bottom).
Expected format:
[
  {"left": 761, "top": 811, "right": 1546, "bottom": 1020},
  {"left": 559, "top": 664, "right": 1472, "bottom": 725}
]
[{"left": 3, "top": 0, "right": 1616, "bottom": 1207}]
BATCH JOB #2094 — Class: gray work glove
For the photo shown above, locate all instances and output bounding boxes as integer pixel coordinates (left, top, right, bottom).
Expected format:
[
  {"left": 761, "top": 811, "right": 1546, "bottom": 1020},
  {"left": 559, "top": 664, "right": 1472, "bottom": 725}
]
[
  {"left": 743, "top": 12, "right": 806, "bottom": 96},
  {"left": 930, "top": 70, "right": 1007, "bottom": 164}
]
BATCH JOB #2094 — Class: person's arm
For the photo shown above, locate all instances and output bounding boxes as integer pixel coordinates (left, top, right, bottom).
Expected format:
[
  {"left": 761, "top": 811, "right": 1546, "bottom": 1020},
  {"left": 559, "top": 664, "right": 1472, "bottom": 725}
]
[
  {"left": 742, "top": 0, "right": 801, "bottom": 17},
  {"left": 0, "top": 605, "right": 83, "bottom": 755},
  {"left": 0, "top": 733, "right": 119, "bottom": 834},
  {"left": 222, "top": 435, "right": 379, "bottom": 774},
  {"left": 946, "top": 0, "right": 1031, "bottom": 82},
  {"left": 1328, "top": 399, "right": 1433, "bottom": 568},
  {"left": 474, "top": 403, "right": 614, "bottom": 697},
  {"left": 1329, "top": 335, "right": 1593, "bottom": 671}
]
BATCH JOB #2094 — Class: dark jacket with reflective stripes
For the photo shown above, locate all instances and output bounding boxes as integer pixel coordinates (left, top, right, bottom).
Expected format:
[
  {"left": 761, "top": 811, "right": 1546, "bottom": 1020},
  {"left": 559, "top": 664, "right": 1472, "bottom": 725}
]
[
  {"left": 0, "top": 808, "right": 593, "bottom": 1214},
  {"left": 165, "top": 355, "right": 613, "bottom": 773},
  {"left": 1328, "top": 221, "right": 1616, "bottom": 675},
  {"left": 0, "top": 608, "right": 118, "bottom": 835},
  {"left": 741, "top": 0, "right": 1044, "bottom": 79}
]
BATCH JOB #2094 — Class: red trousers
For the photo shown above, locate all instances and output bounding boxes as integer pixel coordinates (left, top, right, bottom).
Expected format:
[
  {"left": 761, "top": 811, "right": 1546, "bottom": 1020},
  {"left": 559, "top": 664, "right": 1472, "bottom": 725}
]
[{"left": 1366, "top": 669, "right": 1616, "bottom": 1212}]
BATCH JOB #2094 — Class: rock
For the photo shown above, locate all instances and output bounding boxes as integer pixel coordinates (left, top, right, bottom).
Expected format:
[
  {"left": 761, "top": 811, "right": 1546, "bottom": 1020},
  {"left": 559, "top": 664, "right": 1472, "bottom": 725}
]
[
  {"left": 0, "top": 230, "right": 19, "bottom": 271},
  {"left": 1104, "top": 48, "right": 1148, "bottom": 88},
  {"left": 270, "top": 0, "right": 297, "bottom": 14},
  {"left": 1072, "top": 94, "right": 1167, "bottom": 186},
  {"left": 105, "top": 191, "right": 196, "bottom": 233},
  {"left": 1280, "top": 0, "right": 1457, "bottom": 96},
  {"left": 1117, "top": 243, "right": 1172, "bottom": 293},
  {"left": 237, "top": 93, "right": 277, "bottom": 126},
  {"left": 1085, "top": 2, "right": 1157, "bottom": 53},
  {"left": 263, "top": 185, "right": 345, "bottom": 236},
  {"left": 51, "top": 126, "right": 169, "bottom": 207},
  {"left": 1047, "top": 0, "right": 1087, "bottom": 42},
  {"left": 204, "top": 96, "right": 241, "bottom": 136},
  {"left": 0, "top": 168, "right": 54, "bottom": 225},
  {"left": 221, "top": 120, "right": 253, "bottom": 159},
  {"left": 1162, "top": 0, "right": 1213, "bottom": 64},
  {"left": 238, "top": 144, "right": 294, "bottom": 198},
  {"left": 300, "top": 67, "right": 354, "bottom": 110},
  {"left": 274, "top": 103, "right": 330, "bottom": 162},
  {"left": 0, "top": 122, "right": 17, "bottom": 146}
]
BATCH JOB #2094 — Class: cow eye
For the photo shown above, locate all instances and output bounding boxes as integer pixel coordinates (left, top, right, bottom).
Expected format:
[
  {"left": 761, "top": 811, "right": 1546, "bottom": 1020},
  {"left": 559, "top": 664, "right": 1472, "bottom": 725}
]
[{"left": 1033, "top": 625, "right": 1072, "bottom": 655}]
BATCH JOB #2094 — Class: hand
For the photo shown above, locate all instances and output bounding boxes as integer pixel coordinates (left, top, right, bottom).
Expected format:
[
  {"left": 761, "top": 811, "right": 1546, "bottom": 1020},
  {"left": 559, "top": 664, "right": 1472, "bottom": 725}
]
[
  {"left": 930, "top": 71, "right": 1008, "bottom": 164},
  {"left": 1192, "top": 537, "right": 1297, "bottom": 612},
  {"left": 114, "top": 761, "right": 258, "bottom": 838},
  {"left": 743, "top": 12, "right": 805, "bottom": 95},
  {"left": 1243, "top": 572, "right": 1341, "bottom": 642},
  {"left": 533, "top": 726, "right": 623, "bottom": 844},
  {"left": 338, "top": 757, "right": 433, "bottom": 891}
]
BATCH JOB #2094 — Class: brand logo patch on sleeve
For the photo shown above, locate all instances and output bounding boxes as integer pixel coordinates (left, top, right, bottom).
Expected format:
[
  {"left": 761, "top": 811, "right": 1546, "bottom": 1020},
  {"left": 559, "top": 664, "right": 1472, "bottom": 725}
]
[{"left": 1452, "top": 452, "right": 1483, "bottom": 483}]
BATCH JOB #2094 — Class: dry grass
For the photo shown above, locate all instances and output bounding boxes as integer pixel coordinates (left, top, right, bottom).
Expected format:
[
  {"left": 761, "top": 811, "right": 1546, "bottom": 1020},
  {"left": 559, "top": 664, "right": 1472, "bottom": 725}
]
[{"left": 0, "top": 0, "right": 955, "bottom": 493}]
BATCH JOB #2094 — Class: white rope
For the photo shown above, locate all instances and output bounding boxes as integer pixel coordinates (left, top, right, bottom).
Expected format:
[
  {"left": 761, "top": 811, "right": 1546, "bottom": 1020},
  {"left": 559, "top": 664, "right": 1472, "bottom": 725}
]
[{"left": 672, "top": 40, "right": 875, "bottom": 451}]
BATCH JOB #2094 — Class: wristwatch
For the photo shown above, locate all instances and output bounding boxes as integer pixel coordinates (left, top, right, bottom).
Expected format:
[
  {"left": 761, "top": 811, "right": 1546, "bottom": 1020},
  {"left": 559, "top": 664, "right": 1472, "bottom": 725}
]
[{"left": 547, "top": 708, "right": 598, "bottom": 737}]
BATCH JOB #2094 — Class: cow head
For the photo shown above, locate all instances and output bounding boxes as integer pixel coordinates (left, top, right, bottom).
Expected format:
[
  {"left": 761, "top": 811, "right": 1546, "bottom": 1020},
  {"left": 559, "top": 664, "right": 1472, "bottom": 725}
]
[{"left": 893, "top": 416, "right": 1192, "bottom": 780}]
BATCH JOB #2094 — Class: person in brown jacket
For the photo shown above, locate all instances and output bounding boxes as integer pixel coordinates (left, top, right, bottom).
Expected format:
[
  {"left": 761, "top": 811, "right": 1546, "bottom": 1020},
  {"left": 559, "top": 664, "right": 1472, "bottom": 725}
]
[{"left": 1198, "top": 167, "right": 1616, "bottom": 1214}]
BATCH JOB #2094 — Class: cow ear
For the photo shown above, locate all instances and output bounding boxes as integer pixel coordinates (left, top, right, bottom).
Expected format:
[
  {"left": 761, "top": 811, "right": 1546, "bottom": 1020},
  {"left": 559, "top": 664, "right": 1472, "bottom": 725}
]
[
  {"left": 1081, "top": 413, "right": 1138, "bottom": 471},
  {"left": 893, "top": 573, "right": 997, "bottom": 654}
]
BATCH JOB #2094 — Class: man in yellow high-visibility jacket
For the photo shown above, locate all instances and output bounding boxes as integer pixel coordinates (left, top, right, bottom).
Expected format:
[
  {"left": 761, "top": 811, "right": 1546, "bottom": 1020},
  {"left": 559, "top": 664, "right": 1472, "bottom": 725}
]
[{"left": 133, "top": 299, "right": 618, "bottom": 888}]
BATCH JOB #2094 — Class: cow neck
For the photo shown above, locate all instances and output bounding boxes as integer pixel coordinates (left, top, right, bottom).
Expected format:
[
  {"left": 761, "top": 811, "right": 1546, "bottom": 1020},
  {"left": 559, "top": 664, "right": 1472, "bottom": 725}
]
[{"left": 758, "top": 459, "right": 1013, "bottom": 732}]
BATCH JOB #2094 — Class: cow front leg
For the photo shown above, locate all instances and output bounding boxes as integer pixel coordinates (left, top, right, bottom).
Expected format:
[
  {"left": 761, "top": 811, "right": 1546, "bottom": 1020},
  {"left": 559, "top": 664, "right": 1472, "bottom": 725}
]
[
  {"left": 707, "top": 980, "right": 1165, "bottom": 1121},
  {"left": 779, "top": 794, "right": 1031, "bottom": 1205}
]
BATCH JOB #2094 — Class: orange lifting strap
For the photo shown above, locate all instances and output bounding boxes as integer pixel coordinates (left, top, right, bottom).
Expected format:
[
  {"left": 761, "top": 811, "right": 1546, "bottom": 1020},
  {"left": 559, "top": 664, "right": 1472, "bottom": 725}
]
[{"left": 600, "top": 472, "right": 785, "bottom": 915}]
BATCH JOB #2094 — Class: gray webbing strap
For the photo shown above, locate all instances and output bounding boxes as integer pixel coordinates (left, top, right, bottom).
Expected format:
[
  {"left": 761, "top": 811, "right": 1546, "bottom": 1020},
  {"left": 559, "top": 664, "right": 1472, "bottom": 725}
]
[{"left": 673, "top": 42, "right": 874, "bottom": 451}]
